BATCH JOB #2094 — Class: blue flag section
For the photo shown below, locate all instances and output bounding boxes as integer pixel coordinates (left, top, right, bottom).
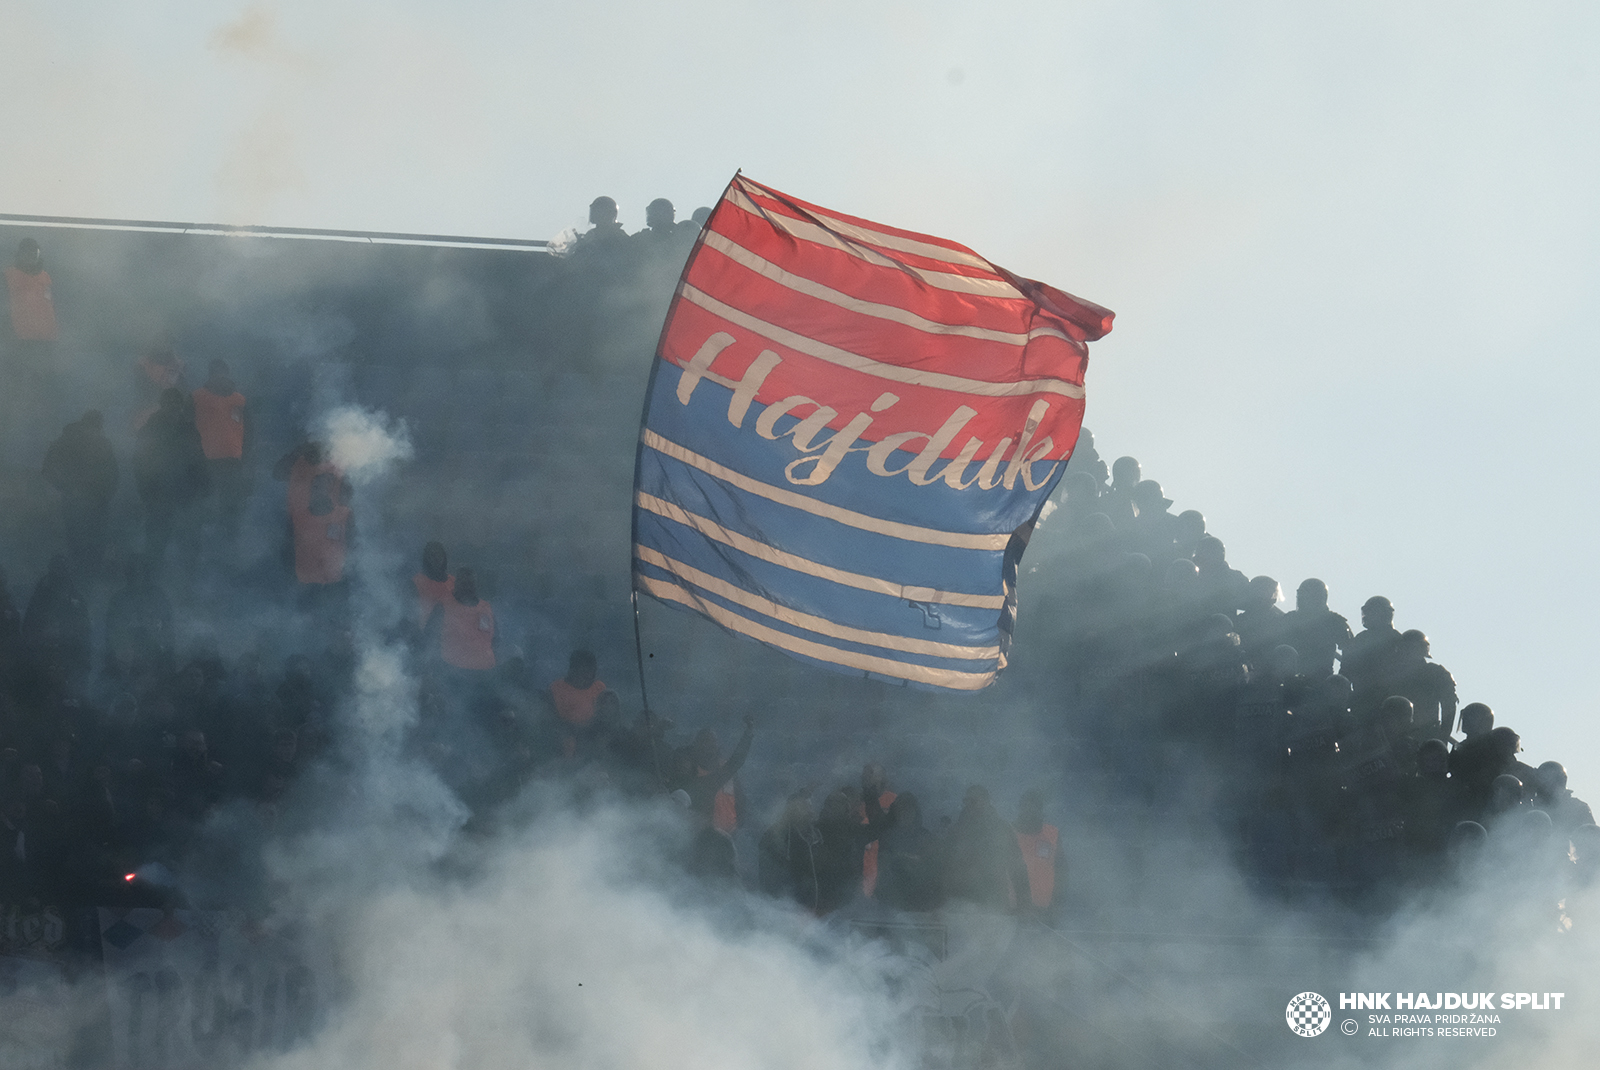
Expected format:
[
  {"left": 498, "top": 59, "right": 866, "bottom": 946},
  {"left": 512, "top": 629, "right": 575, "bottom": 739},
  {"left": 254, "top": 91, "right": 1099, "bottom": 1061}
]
[{"left": 632, "top": 175, "right": 1114, "bottom": 691}]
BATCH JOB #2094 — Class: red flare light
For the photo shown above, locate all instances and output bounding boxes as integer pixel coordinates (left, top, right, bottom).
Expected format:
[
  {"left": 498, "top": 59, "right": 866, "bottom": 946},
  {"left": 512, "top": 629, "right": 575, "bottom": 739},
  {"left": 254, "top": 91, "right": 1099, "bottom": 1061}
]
[{"left": 124, "top": 873, "right": 136, "bottom": 882}]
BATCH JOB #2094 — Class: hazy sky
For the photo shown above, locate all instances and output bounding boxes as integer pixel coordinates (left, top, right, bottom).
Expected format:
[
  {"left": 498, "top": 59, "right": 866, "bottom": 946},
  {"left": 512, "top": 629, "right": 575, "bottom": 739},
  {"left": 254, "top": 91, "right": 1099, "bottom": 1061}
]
[{"left": 4, "top": 1, "right": 1597, "bottom": 790}]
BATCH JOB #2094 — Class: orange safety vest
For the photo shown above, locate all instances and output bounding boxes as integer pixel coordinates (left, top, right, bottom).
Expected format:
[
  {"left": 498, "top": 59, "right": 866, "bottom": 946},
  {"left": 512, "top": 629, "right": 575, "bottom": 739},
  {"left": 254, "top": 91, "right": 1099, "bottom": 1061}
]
[
  {"left": 291, "top": 502, "right": 350, "bottom": 585},
  {"left": 440, "top": 598, "right": 496, "bottom": 671},
  {"left": 1016, "top": 825, "right": 1059, "bottom": 909},
  {"left": 550, "top": 678, "right": 607, "bottom": 728},
  {"left": 413, "top": 573, "right": 455, "bottom": 627},
  {"left": 861, "top": 791, "right": 897, "bottom": 897},
  {"left": 4, "top": 267, "right": 57, "bottom": 341},
  {"left": 192, "top": 387, "right": 245, "bottom": 460}
]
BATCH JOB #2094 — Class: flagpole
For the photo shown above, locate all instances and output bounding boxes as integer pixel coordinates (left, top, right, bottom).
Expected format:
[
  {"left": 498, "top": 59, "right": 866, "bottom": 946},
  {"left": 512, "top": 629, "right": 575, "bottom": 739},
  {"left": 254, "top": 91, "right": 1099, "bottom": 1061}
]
[{"left": 626, "top": 170, "right": 743, "bottom": 791}]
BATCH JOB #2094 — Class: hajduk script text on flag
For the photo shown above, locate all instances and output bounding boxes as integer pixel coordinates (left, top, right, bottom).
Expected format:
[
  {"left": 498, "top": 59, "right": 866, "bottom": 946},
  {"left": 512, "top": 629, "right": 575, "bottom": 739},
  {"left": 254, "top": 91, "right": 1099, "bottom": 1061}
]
[{"left": 632, "top": 176, "right": 1113, "bottom": 691}]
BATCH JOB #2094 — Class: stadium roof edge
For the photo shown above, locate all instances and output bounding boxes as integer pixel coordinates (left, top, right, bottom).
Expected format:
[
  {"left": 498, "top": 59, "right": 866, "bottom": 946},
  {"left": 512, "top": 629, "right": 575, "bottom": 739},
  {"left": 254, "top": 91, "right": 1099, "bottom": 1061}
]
[{"left": 0, "top": 211, "right": 550, "bottom": 251}]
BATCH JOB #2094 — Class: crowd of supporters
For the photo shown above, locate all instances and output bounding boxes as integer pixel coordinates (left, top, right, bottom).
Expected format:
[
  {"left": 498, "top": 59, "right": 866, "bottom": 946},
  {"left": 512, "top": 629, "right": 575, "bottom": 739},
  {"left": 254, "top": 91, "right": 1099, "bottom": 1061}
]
[{"left": 2, "top": 215, "right": 1595, "bottom": 945}]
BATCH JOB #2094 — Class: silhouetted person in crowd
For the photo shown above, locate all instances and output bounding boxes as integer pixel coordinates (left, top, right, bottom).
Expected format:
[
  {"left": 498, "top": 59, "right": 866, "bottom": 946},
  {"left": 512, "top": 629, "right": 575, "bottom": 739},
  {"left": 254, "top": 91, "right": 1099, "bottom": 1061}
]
[
  {"left": 134, "top": 386, "right": 211, "bottom": 568},
  {"left": 23, "top": 554, "right": 92, "bottom": 687},
  {"left": 813, "top": 788, "right": 879, "bottom": 914},
  {"left": 759, "top": 792, "right": 820, "bottom": 910},
  {"left": 0, "top": 567, "right": 22, "bottom": 693},
  {"left": 1341, "top": 595, "right": 1401, "bottom": 691},
  {"left": 42, "top": 410, "right": 119, "bottom": 576},
  {"left": 1064, "top": 427, "right": 1110, "bottom": 487},
  {"left": 943, "top": 786, "right": 1029, "bottom": 912},
  {"left": 1192, "top": 535, "right": 1249, "bottom": 618},
  {"left": 132, "top": 343, "right": 186, "bottom": 432},
  {"left": 1530, "top": 762, "right": 1594, "bottom": 835},
  {"left": 1129, "top": 480, "right": 1177, "bottom": 563},
  {"left": 1172, "top": 509, "right": 1207, "bottom": 562},
  {"left": 191, "top": 359, "right": 249, "bottom": 553},
  {"left": 858, "top": 763, "right": 896, "bottom": 897},
  {"left": 575, "top": 196, "right": 626, "bottom": 256},
  {"left": 634, "top": 198, "right": 679, "bottom": 251},
  {"left": 1103, "top": 456, "right": 1141, "bottom": 529},
  {"left": 412, "top": 540, "right": 454, "bottom": 628},
  {"left": 1398, "top": 738, "right": 1458, "bottom": 862},
  {"left": 1235, "top": 576, "right": 1288, "bottom": 666},
  {"left": 869, "top": 792, "right": 943, "bottom": 912},
  {"left": 104, "top": 556, "right": 175, "bottom": 682},
  {"left": 1448, "top": 702, "right": 1497, "bottom": 782},
  {"left": 1281, "top": 579, "right": 1351, "bottom": 679},
  {"left": 1390, "top": 630, "right": 1457, "bottom": 740},
  {"left": 676, "top": 716, "right": 755, "bottom": 833},
  {"left": 1013, "top": 789, "right": 1063, "bottom": 916}
]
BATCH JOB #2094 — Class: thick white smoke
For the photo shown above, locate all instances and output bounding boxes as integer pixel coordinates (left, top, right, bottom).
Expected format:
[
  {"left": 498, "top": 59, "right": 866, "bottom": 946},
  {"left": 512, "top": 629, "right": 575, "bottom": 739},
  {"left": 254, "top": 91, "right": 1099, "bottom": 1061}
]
[{"left": 316, "top": 405, "right": 414, "bottom": 484}]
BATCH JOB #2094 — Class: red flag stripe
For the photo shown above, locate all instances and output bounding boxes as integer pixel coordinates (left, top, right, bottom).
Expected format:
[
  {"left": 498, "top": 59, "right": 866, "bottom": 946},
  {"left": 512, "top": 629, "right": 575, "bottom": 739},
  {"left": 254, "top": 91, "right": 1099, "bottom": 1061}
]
[
  {"left": 723, "top": 185, "right": 1021, "bottom": 299},
  {"left": 697, "top": 228, "right": 1081, "bottom": 350},
  {"left": 679, "top": 250, "right": 1088, "bottom": 392},
  {"left": 677, "top": 284, "right": 1085, "bottom": 401},
  {"left": 735, "top": 176, "right": 997, "bottom": 270}
]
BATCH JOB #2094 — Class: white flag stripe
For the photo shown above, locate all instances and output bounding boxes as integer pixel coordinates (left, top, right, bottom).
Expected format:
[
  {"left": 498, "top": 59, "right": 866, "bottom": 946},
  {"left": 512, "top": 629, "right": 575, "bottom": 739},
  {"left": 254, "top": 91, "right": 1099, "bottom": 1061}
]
[
  {"left": 701, "top": 229, "right": 1076, "bottom": 349},
  {"left": 636, "top": 491, "right": 1007, "bottom": 610},
  {"left": 639, "top": 573, "right": 995, "bottom": 690},
  {"left": 735, "top": 177, "right": 998, "bottom": 273},
  {"left": 679, "top": 284, "right": 1087, "bottom": 401},
  {"left": 640, "top": 430, "right": 1011, "bottom": 551},
  {"left": 636, "top": 544, "right": 1000, "bottom": 660},
  {"left": 724, "top": 186, "right": 1022, "bottom": 300}
]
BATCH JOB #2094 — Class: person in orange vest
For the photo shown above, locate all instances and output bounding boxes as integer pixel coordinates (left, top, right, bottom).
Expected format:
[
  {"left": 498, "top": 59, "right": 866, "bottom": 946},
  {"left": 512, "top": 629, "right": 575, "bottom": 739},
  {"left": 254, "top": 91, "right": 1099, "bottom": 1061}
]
[
  {"left": 289, "top": 470, "right": 351, "bottom": 587},
  {"left": 412, "top": 541, "right": 455, "bottom": 629},
  {"left": 1013, "top": 789, "right": 1064, "bottom": 918},
  {"left": 435, "top": 567, "right": 495, "bottom": 672},
  {"left": 3, "top": 238, "right": 59, "bottom": 460},
  {"left": 191, "top": 359, "right": 249, "bottom": 550},
  {"left": 4, "top": 238, "right": 58, "bottom": 345},
  {"left": 857, "top": 763, "right": 897, "bottom": 897},
  {"left": 548, "top": 650, "right": 605, "bottom": 760},
  {"left": 273, "top": 439, "right": 343, "bottom": 574}
]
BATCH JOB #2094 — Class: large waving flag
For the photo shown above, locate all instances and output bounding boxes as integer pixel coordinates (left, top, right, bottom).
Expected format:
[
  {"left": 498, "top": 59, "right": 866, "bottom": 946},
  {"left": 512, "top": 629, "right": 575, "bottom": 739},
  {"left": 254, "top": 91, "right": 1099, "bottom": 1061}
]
[{"left": 632, "top": 175, "right": 1113, "bottom": 691}]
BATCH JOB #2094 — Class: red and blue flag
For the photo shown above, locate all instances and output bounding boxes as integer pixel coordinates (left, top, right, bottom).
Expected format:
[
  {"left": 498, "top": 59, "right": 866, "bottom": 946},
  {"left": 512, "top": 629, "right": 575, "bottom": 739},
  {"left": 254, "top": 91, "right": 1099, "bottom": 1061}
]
[{"left": 633, "top": 175, "right": 1113, "bottom": 690}]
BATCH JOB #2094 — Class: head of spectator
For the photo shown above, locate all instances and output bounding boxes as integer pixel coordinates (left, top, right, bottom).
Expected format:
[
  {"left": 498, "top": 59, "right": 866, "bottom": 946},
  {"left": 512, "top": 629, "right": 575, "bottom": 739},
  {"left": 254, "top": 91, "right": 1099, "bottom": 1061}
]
[
  {"left": 1296, "top": 578, "right": 1330, "bottom": 613},
  {"left": 1015, "top": 788, "right": 1045, "bottom": 834},
  {"left": 1398, "top": 629, "right": 1431, "bottom": 665},
  {"left": 204, "top": 359, "right": 235, "bottom": 393},
  {"left": 1246, "top": 576, "right": 1281, "bottom": 612},
  {"left": 1532, "top": 761, "right": 1567, "bottom": 801},
  {"left": 1193, "top": 535, "right": 1228, "bottom": 572},
  {"left": 422, "top": 541, "right": 449, "bottom": 582},
  {"left": 1448, "top": 820, "right": 1488, "bottom": 868},
  {"left": 1417, "top": 738, "right": 1449, "bottom": 780},
  {"left": 1173, "top": 509, "right": 1205, "bottom": 537},
  {"left": 589, "top": 197, "right": 618, "bottom": 227},
  {"left": 690, "top": 207, "right": 713, "bottom": 227},
  {"left": 452, "top": 567, "right": 480, "bottom": 606},
  {"left": 1265, "top": 644, "right": 1299, "bottom": 682},
  {"left": 690, "top": 728, "right": 721, "bottom": 772},
  {"left": 860, "top": 762, "right": 887, "bottom": 800},
  {"left": 1360, "top": 596, "right": 1395, "bottom": 632},
  {"left": 1131, "top": 480, "right": 1171, "bottom": 518},
  {"left": 14, "top": 238, "right": 43, "bottom": 273},
  {"left": 1378, "top": 695, "right": 1415, "bottom": 733},
  {"left": 645, "top": 198, "right": 676, "bottom": 233},
  {"left": 565, "top": 649, "right": 598, "bottom": 689},
  {"left": 157, "top": 386, "right": 186, "bottom": 417},
  {"left": 1110, "top": 456, "right": 1140, "bottom": 492},
  {"left": 1489, "top": 774, "right": 1524, "bottom": 816},
  {"left": 1488, "top": 726, "right": 1522, "bottom": 762},
  {"left": 1459, "top": 702, "right": 1493, "bottom": 739},
  {"left": 1318, "top": 674, "right": 1353, "bottom": 717}
]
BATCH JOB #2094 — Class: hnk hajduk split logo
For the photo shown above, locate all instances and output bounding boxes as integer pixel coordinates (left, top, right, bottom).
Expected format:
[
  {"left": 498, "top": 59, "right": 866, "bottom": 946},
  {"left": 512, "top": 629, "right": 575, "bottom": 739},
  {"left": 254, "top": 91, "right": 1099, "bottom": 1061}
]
[{"left": 1287, "top": 992, "right": 1333, "bottom": 1037}]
